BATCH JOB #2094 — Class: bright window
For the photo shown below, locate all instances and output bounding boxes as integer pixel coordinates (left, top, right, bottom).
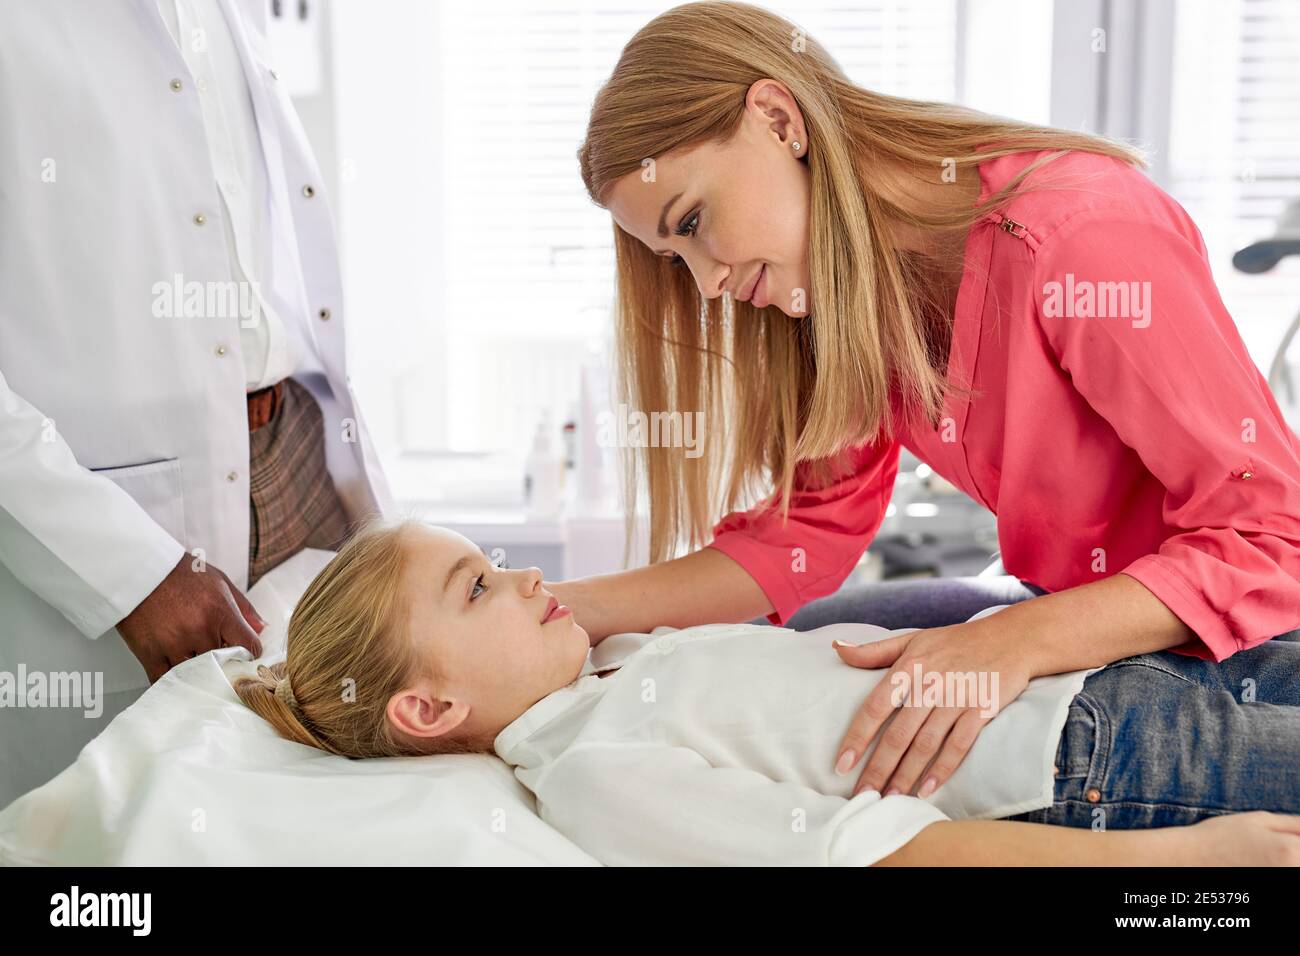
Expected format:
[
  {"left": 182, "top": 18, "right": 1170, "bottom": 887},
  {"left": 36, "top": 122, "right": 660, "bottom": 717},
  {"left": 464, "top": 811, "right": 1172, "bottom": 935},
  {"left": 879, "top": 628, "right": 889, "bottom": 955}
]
[
  {"left": 333, "top": 0, "right": 997, "bottom": 506},
  {"left": 431, "top": 0, "right": 963, "bottom": 452},
  {"left": 326, "top": 0, "right": 1049, "bottom": 508},
  {"left": 1166, "top": 0, "right": 1300, "bottom": 368}
]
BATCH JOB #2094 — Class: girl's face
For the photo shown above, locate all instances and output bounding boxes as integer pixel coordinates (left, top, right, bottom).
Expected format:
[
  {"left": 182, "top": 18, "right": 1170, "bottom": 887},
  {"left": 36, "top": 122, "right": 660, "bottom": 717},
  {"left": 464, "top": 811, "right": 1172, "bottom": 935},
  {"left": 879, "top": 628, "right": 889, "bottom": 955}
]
[
  {"left": 387, "top": 525, "right": 590, "bottom": 749},
  {"left": 605, "top": 79, "right": 812, "bottom": 318}
]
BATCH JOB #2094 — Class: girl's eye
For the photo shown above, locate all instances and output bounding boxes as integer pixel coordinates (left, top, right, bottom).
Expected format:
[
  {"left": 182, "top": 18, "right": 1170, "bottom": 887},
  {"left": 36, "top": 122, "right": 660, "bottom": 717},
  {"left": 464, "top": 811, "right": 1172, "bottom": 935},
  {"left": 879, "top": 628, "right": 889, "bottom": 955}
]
[{"left": 471, "top": 553, "right": 509, "bottom": 601}]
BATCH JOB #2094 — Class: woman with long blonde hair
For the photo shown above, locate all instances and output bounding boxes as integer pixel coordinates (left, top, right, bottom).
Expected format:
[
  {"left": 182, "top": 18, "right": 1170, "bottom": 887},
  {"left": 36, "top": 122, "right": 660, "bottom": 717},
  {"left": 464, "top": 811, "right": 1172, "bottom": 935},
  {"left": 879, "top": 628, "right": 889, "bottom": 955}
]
[{"left": 546, "top": 1, "right": 1300, "bottom": 808}]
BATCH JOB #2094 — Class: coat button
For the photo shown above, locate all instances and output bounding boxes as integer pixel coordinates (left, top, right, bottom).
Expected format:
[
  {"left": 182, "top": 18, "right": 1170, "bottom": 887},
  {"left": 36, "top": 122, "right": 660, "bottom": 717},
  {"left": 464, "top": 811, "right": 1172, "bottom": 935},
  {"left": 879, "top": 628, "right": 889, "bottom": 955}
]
[
  {"left": 318, "top": 307, "right": 331, "bottom": 321},
  {"left": 655, "top": 634, "right": 677, "bottom": 654},
  {"left": 302, "top": 184, "right": 316, "bottom": 198},
  {"left": 1085, "top": 788, "right": 1101, "bottom": 803},
  {"left": 215, "top": 345, "right": 227, "bottom": 356},
  {"left": 169, "top": 78, "right": 184, "bottom": 92},
  {"left": 226, "top": 471, "right": 238, "bottom": 482},
  {"left": 193, "top": 213, "right": 207, "bottom": 226}
]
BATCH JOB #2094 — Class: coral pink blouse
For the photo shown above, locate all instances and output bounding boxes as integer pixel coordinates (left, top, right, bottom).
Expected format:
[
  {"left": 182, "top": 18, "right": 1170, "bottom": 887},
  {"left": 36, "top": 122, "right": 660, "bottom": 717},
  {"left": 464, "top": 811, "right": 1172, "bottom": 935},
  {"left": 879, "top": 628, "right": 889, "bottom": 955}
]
[{"left": 707, "top": 148, "right": 1300, "bottom": 661}]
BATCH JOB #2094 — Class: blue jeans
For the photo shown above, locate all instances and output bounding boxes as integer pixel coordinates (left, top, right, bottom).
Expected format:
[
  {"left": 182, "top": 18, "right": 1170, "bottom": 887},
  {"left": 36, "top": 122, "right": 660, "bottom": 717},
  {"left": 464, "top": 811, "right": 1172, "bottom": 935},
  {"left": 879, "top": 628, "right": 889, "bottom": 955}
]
[{"left": 1004, "top": 632, "right": 1300, "bottom": 826}]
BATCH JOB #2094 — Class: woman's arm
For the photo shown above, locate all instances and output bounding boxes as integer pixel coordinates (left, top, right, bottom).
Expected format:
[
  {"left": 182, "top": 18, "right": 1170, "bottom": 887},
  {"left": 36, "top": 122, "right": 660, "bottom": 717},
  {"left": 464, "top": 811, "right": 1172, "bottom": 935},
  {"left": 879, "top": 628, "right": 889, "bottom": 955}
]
[
  {"left": 548, "top": 546, "right": 772, "bottom": 644},
  {"left": 550, "top": 437, "right": 902, "bottom": 643},
  {"left": 1034, "top": 213, "right": 1300, "bottom": 660},
  {"left": 986, "top": 573, "right": 1193, "bottom": 678}
]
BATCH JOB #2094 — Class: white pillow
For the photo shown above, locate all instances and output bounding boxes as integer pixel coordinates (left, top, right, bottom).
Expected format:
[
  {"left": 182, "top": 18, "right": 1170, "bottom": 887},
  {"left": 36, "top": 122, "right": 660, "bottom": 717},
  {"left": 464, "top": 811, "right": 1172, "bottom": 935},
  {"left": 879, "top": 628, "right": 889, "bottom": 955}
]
[{"left": 0, "top": 549, "right": 597, "bottom": 866}]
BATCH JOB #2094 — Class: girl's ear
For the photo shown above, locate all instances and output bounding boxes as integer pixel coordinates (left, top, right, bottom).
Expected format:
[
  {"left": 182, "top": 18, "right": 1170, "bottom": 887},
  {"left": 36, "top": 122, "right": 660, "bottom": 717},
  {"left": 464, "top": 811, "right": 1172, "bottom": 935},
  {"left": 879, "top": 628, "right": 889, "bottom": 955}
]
[{"left": 386, "top": 683, "right": 467, "bottom": 744}]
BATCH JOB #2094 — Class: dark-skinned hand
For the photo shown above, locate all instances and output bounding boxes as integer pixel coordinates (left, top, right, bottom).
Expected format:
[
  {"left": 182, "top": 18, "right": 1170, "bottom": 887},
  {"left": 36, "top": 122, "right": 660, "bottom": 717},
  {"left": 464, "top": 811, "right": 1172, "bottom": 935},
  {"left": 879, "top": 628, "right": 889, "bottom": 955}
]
[{"left": 116, "top": 554, "right": 265, "bottom": 683}]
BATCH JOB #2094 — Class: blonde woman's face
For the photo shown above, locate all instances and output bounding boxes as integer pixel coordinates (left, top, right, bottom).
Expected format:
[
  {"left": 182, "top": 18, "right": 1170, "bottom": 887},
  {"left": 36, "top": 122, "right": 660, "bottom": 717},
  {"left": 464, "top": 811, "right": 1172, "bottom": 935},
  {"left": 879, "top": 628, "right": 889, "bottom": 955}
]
[
  {"left": 605, "top": 79, "right": 812, "bottom": 318},
  {"left": 388, "top": 525, "right": 590, "bottom": 749}
]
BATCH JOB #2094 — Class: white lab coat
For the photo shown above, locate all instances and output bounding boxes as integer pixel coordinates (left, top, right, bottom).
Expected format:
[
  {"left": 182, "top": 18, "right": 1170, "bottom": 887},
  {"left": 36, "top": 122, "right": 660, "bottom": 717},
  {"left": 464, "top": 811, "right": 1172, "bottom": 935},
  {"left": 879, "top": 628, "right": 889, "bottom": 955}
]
[{"left": 0, "top": 0, "right": 392, "bottom": 806}]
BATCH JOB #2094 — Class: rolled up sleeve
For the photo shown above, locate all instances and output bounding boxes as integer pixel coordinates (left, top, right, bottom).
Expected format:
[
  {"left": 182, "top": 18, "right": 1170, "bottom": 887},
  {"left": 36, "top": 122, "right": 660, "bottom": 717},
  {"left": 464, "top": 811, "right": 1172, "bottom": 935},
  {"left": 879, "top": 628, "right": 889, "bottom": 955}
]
[
  {"left": 706, "top": 437, "right": 901, "bottom": 626},
  {"left": 1035, "top": 215, "right": 1300, "bottom": 660}
]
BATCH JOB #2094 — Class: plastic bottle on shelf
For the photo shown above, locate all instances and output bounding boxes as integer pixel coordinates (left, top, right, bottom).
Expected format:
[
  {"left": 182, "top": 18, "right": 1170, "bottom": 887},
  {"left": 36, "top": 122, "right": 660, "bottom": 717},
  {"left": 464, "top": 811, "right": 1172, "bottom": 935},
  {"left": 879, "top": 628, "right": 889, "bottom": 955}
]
[
  {"left": 524, "top": 412, "right": 563, "bottom": 518},
  {"left": 573, "top": 354, "right": 612, "bottom": 513},
  {"left": 561, "top": 401, "right": 578, "bottom": 491}
]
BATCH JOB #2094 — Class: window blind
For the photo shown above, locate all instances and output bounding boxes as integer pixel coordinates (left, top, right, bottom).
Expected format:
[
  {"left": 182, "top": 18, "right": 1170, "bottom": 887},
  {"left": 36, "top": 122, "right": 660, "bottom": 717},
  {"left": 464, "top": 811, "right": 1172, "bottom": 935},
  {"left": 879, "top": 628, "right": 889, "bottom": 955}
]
[{"left": 1166, "top": 0, "right": 1300, "bottom": 368}]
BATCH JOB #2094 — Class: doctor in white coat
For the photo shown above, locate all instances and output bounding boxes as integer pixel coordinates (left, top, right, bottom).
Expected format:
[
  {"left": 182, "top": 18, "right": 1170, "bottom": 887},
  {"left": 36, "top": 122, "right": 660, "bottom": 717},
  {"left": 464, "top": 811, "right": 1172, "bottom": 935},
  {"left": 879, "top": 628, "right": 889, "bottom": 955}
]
[{"left": 0, "top": 0, "right": 392, "bottom": 806}]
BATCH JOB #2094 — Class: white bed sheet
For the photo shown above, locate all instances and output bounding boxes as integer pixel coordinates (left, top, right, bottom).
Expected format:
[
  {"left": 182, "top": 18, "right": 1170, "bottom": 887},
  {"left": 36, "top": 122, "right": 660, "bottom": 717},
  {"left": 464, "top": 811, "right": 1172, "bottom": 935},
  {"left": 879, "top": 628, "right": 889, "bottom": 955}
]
[{"left": 0, "top": 548, "right": 599, "bottom": 866}]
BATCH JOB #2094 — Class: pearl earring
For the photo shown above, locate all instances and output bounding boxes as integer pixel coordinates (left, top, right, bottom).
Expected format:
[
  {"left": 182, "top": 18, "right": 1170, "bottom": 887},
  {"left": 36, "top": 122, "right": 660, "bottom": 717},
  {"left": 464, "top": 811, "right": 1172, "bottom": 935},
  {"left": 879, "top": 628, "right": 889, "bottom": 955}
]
[{"left": 792, "top": 141, "right": 801, "bottom": 152}]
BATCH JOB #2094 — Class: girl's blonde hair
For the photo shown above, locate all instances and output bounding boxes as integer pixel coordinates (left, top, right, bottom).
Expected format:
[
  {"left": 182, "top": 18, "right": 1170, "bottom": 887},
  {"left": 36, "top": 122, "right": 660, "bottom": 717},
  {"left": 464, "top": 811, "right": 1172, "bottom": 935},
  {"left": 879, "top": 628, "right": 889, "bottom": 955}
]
[
  {"left": 577, "top": 0, "right": 1147, "bottom": 564},
  {"left": 232, "top": 518, "right": 489, "bottom": 759}
]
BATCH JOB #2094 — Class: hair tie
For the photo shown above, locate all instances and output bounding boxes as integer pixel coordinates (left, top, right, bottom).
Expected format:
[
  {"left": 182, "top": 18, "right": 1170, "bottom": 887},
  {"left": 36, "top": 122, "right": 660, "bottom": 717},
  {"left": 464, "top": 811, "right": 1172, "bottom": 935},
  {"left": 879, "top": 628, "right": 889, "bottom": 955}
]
[{"left": 274, "top": 676, "right": 299, "bottom": 711}]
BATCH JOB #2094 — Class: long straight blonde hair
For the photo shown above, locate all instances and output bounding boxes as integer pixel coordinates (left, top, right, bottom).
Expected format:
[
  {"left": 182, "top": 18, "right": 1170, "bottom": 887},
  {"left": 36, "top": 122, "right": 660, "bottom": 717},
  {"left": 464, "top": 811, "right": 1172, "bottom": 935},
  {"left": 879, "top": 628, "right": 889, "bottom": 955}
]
[{"left": 577, "top": 1, "right": 1146, "bottom": 565}]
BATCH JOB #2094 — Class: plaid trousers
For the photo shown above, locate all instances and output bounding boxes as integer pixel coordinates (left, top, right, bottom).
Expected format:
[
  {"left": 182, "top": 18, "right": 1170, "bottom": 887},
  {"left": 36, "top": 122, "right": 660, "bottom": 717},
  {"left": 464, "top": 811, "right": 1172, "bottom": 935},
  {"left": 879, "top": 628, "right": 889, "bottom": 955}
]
[{"left": 246, "top": 376, "right": 352, "bottom": 588}]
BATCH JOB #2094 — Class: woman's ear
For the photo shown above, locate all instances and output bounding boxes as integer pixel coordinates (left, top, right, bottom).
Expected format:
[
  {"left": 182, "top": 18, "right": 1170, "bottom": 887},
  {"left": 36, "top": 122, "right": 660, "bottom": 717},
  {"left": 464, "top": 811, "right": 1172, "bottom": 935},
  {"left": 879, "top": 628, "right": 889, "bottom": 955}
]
[{"left": 745, "top": 78, "right": 806, "bottom": 151}]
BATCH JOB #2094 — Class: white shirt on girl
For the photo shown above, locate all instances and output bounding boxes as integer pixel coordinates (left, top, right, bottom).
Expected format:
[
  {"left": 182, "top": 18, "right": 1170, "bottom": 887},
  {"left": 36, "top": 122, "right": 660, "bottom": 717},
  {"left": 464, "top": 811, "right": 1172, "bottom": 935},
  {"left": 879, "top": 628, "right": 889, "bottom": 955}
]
[{"left": 494, "top": 608, "right": 1097, "bottom": 866}]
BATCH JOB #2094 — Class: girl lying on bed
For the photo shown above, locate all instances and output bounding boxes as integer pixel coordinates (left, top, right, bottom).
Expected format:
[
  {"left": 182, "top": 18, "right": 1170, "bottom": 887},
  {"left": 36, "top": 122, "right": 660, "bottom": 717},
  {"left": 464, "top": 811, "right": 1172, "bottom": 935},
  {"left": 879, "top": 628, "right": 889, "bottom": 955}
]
[{"left": 233, "top": 519, "right": 1300, "bottom": 866}]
